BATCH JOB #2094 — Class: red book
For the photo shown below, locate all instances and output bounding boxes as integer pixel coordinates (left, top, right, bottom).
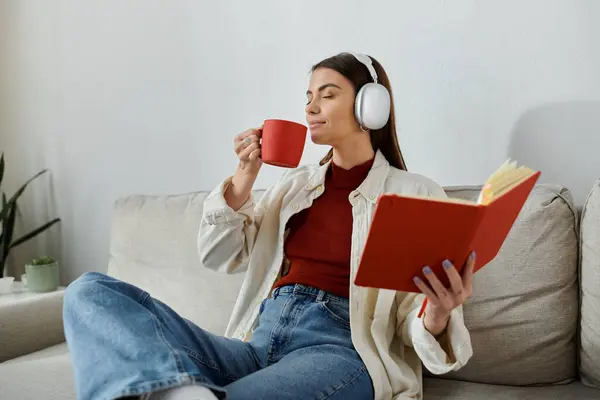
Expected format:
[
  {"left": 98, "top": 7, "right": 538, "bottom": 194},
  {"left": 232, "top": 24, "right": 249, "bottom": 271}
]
[{"left": 354, "top": 164, "right": 541, "bottom": 301}]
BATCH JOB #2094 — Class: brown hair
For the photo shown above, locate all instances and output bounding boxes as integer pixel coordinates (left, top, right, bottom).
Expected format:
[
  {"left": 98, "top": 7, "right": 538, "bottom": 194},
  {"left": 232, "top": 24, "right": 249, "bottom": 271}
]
[{"left": 312, "top": 52, "right": 407, "bottom": 171}]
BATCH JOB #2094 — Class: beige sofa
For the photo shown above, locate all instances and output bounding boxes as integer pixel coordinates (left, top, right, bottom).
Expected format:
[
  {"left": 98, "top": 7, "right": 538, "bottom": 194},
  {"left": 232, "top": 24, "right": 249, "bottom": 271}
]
[{"left": 1, "top": 179, "right": 600, "bottom": 400}]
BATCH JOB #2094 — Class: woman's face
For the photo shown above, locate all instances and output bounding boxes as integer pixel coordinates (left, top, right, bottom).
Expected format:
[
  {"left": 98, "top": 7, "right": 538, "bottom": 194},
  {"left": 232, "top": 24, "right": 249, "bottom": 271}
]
[{"left": 305, "top": 67, "right": 361, "bottom": 146}]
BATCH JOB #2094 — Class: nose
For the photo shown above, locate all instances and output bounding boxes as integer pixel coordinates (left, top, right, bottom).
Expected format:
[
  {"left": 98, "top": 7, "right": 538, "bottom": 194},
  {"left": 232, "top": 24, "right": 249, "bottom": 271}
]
[{"left": 305, "top": 98, "right": 319, "bottom": 116}]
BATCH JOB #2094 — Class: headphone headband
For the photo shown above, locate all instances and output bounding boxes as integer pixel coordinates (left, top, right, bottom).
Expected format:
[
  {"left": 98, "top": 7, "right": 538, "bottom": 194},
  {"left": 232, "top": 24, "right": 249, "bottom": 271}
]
[
  {"left": 348, "top": 52, "right": 378, "bottom": 84},
  {"left": 346, "top": 51, "right": 390, "bottom": 131}
]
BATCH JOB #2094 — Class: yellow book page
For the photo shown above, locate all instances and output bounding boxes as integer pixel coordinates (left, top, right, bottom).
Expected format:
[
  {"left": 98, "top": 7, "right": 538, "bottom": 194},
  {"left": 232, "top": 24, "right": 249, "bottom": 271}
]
[
  {"left": 398, "top": 160, "right": 536, "bottom": 206},
  {"left": 477, "top": 160, "right": 536, "bottom": 205}
]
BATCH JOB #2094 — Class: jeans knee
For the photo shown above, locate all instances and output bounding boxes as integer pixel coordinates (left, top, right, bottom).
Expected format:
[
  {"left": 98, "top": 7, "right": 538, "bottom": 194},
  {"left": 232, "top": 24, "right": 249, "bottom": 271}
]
[
  {"left": 75, "top": 271, "right": 109, "bottom": 285},
  {"left": 63, "top": 272, "right": 145, "bottom": 316},
  {"left": 64, "top": 272, "right": 109, "bottom": 311}
]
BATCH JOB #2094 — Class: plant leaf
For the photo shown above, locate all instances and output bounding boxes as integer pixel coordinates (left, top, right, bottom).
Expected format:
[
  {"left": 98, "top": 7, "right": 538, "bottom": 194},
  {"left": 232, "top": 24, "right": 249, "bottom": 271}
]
[
  {"left": 0, "top": 193, "right": 6, "bottom": 271},
  {"left": 0, "top": 169, "right": 47, "bottom": 222},
  {"left": 9, "top": 218, "right": 61, "bottom": 249},
  {"left": 0, "top": 153, "right": 4, "bottom": 188},
  {"left": 1, "top": 192, "right": 6, "bottom": 224},
  {"left": 7, "top": 169, "right": 48, "bottom": 206},
  {"left": 3, "top": 200, "right": 17, "bottom": 260}
]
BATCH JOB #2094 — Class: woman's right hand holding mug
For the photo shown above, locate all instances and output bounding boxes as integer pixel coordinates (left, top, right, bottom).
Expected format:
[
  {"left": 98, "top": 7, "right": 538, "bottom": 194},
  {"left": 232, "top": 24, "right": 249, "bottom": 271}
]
[
  {"left": 225, "top": 127, "right": 262, "bottom": 210},
  {"left": 235, "top": 127, "right": 262, "bottom": 175}
]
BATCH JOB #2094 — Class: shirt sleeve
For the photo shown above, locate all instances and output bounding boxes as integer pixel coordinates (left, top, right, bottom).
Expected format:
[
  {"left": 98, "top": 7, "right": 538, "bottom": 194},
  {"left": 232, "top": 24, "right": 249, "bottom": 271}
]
[
  {"left": 397, "top": 292, "right": 473, "bottom": 374},
  {"left": 197, "top": 169, "right": 289, "bottom": 274}
]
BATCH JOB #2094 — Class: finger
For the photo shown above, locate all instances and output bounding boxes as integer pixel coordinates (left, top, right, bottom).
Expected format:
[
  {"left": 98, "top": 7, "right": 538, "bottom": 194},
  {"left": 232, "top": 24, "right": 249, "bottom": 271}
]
[
  {"left": 441, "top": 259, "right": 465, "bottom": 298},
  {"left": 412, "top": 277, "right": 441, "bottom": 307},
  {"left": 422, "top": 266, "right": 454, "bottom": 309},
  {"left": 234, "top": 129, "right": 261, "bottom": 145},
  {"left": 235, "top": 132, "right": 259, "bottom": 146},
  {"left": 248, "top": 147, "right": 261, "bottom": 161},
  {"left": 239, "top": 142, "right": 260, "bottom": 160},
  {"left": 235, "top": 134, "right": 260, "bottom": 153},
  {"left": 239, "top": 142, "right": 259, "bottom": 159},
  {"left": 462, "top": 251, "right": 476, "bottom": 294}
]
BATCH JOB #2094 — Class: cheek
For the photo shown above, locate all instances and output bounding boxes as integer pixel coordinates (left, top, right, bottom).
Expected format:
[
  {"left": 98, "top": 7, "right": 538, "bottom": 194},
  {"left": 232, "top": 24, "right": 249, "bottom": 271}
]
[{"left": 324, "top": 100, "right": 356, "bottom": 127}]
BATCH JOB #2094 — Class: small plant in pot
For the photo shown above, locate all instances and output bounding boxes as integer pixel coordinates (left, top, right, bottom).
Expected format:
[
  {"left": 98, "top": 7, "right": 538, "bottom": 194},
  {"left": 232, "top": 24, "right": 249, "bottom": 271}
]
[
  {"left": 24, "top": 256, "right": 60, "bottom": 293},
  {"left": 0, "top": 152, "right": 61, "bottom": 293}
]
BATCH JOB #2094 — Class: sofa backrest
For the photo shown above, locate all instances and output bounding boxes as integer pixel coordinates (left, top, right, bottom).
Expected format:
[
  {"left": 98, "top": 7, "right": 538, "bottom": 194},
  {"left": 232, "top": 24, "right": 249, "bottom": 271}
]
[
  {"left": 106, "top": 191, "right": 264, "bottom": 335},
  {"left": 428, "top": 184, "right": 579, "bottom": 386},
  {"left": 580, "top": 178, "right": 600, "bottom": 388}
]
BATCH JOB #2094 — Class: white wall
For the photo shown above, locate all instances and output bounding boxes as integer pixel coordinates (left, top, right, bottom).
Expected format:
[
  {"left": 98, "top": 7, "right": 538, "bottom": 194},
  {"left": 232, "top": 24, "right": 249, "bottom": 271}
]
[{"left": 1, "top": 0, "right": 599, "bottom": 282}]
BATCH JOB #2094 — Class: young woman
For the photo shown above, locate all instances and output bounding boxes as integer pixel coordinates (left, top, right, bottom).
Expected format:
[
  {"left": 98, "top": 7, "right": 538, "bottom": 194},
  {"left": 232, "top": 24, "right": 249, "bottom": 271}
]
[{"left": 63, "top": 52, "right": 473, "bottom": 400}]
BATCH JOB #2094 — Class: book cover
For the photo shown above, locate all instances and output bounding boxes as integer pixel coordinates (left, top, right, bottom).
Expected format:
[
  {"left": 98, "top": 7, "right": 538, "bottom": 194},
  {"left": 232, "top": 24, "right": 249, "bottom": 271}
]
[{"left": 354, "top": 170, "right": 541, "bottom": 293}]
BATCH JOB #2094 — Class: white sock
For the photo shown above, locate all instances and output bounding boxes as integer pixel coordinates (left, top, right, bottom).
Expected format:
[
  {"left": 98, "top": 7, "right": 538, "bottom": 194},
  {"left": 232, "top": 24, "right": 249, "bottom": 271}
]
[{"left": 141, "top": 384, "right": 218, "bottom": 400}]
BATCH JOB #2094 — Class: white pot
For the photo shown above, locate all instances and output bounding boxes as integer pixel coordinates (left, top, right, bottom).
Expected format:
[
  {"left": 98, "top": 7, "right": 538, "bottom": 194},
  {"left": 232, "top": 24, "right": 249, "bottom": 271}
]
[{"left": 0, "top": 277, "right": 15, "bottom": 294}]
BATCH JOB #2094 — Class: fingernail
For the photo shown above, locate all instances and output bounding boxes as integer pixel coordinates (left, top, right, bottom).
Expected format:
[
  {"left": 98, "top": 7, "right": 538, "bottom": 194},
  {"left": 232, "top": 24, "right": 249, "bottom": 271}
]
[
  {"left": 423, "top": 266, "right": 432, "bottom": 275},
  {"left": 470, "top": 251, "right": 476, "bottom": 261},
  {"left": 443, "top": 259, "right": 453, "bottom": 269},
  {"left": 413, "top": 276, "right": 421, "bottom": 284}
]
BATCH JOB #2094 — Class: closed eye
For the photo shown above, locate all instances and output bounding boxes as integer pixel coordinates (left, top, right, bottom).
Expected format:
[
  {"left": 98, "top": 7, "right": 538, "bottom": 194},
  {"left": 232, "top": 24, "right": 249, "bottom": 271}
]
[{"left": 306, "top": 93, "right": 335, "bottom": 105}]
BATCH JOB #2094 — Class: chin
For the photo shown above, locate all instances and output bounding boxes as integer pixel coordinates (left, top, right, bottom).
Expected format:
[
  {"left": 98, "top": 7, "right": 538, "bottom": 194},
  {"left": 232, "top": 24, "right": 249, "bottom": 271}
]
[{"left": 309, "top": 131, "right": 330, "bottom": 145}]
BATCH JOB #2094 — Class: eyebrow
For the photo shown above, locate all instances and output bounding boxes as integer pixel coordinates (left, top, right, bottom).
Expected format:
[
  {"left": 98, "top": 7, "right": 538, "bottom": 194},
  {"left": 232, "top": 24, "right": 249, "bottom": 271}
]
[{"left": 306, "top": 83, "right": 342, "bottom": 96}]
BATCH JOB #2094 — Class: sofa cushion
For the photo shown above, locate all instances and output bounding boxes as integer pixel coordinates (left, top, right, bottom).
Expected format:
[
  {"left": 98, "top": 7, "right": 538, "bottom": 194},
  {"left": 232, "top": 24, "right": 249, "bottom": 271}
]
[
  {"left": 106, "top": 190, "right": 265, "bottom": 336},
  {"left": 0, "top": 343, "right": 76, "bottom": 400},
  {"left": 426, "top": 184, "right": 579, "bottom": 385},
  {"left": 3, "top": 342, "right": 69, "bottom": 364},
  {"left": 424, "top": 378, "right": 599, "bottom": 400},
  {"left": 0, "top": 288, "right": 65, "bottom": 363},
  {"left": 580, "top": 178, "right": 600, "bottom": 388}
]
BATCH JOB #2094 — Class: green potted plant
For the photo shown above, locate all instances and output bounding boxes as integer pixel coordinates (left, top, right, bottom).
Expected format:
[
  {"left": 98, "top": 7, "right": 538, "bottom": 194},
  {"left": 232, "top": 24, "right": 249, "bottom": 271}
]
[
  {"left": 25, "top": 256, "right": 60, "bottom": 292},
  {"left": 0, "top": 153, "right": 61, "bottom": 291}
]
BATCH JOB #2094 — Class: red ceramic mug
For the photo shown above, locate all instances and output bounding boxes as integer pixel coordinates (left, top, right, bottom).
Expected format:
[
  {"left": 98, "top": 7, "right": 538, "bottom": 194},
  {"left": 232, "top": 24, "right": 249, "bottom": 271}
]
[{"left": 260, "top": 119, "right": 307, "bottom": 168}]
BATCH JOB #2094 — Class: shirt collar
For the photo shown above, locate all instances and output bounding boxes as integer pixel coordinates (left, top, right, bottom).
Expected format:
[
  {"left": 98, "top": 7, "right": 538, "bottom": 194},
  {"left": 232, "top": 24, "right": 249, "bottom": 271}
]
[{"left": 304, "top": 150, "right": 390, "bottom": 204}]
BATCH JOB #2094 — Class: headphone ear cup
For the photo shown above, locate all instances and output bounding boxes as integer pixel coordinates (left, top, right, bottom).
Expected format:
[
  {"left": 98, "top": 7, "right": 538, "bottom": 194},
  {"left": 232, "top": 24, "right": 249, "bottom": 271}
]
[{"left": 354, "top": 83, "right": 391, "bottom": 130}]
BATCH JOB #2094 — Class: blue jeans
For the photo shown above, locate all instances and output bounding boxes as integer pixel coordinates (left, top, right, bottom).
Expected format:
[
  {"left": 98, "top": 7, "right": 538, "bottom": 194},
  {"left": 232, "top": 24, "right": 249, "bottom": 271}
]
[{"left": 63, "top": 272, "right": 374, "bottom": 400}]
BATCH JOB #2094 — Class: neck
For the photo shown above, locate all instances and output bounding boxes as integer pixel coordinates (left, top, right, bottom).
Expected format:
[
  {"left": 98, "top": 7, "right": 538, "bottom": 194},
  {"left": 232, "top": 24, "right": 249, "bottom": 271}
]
[{"left": 331, "top": 134, "right": 375, "bottom": 170}]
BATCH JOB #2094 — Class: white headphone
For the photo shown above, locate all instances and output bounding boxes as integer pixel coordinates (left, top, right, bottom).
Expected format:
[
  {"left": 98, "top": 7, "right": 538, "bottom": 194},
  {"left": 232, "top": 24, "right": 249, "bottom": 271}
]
[{"left": 348, "top": 52, "right": 391, "bottom": 130}]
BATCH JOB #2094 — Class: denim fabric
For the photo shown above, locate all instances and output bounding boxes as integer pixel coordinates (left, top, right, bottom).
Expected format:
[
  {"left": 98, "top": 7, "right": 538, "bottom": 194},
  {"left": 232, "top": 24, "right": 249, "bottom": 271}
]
[{"left": 63, "top": 272, "right": 373, "bottom": 400}]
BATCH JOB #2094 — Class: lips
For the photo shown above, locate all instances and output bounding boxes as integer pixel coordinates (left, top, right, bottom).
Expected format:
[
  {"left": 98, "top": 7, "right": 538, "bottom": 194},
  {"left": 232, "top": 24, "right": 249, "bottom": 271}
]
[{"left": 308, "top": 121, "right": 326, "bottom": 130}]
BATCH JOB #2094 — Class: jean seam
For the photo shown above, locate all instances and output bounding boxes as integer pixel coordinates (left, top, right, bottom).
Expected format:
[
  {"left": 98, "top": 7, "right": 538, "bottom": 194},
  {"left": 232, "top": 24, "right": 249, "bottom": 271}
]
[
  {"left": 138, "top": 290, "right": 150, "bottom": 305},
  {"left": 149, "top": 311, "right": 187, "bottom": 375},
  {"left": 326, "top": 297, "right": 349, "bottom": 306},
  {"left": 292, "top": 288, "right": 318, "bottom": 298},
  {"left": 182, "top": 346, "right": 240, "bottom": 383},
  {"left": 266, "top": 294, "right": 294, "bottom": 364},
  {"left": 319, "top": 300, "right": 351, "bottom": 329},
  {"left": 112, "top": 374, "right": 225, "bottom": 399},
  {"left": 290, "top": 285, "right": 349, "bottom": 304},
  {"left": 278, "top": 296, "right": 307, "bottom": 357},
  {"left": 319, "top": 365, "right": 369, "bottom": 400}
]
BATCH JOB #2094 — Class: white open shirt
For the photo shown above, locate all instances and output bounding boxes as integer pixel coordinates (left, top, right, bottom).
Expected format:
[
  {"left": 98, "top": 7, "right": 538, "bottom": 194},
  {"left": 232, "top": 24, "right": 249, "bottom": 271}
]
[{"left": 197, "top": 150, "right": 473, "bottom": 400}]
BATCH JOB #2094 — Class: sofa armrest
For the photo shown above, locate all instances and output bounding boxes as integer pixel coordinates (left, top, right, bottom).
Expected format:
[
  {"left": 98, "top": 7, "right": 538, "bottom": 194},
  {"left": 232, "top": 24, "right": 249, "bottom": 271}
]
[{"left": 0, "top": 288, "right": 66, "bottom": 363}]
